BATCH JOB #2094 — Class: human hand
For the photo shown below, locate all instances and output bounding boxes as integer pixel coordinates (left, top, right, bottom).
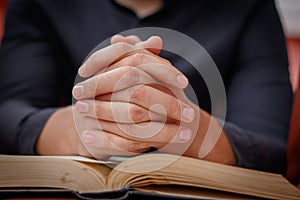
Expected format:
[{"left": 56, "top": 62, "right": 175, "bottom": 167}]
[
  {"left": 72, "top": 35, "right": 199, "bottom": 159},
  {"left": 107, "top": 36, "right": 236, "bottom": 165},
  {"left": 37, "top": 35, "right": 236, "bottom": 165}
]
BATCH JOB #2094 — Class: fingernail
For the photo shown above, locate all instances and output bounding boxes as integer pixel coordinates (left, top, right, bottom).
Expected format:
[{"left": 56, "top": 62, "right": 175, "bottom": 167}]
[
  {"left": 183, "top": 107, "right": 195, "bottom": 122},
  {"left": 176, "top": 74, "right": 188, "bottom": 88},
  {"left": 73, "top": 85, "right": 84, "bottom": 98},
  {"left": 179, "top": 128, "right": 192, "bottom": 142},
  {"left": 82, "top": 132, "right": 95, "bottom": 144},
  {"left": 78, "top": 63, "right": 86, "bottom": 76},
  {"left": 76, "top": 101, "right": 88, "bottom": 113}
]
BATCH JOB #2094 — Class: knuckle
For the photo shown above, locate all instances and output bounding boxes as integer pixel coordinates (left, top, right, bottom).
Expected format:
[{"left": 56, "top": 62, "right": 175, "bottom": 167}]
[
  {"left": 164, "top": 59, "right": 172, "bottom": 66},
  {"left": 129, "top": 105, "right": 148, "bottom": 122},
  {"left": 93, "top": 102, "right": 103, "bottom": 119},
  {"left": 132, "top": 53, "right": 146, "bottom": 66},
  {"left": 131, "top": 85, "right": 147, "bottom": 101},
  {"left": 165, "top": 126, "right": 177, "bottom": 142},
  {"left": 114, "top": 42, "right": 132, "bottom": 53},
  {"left": 155, "top": 55, "right": 172, "bottom": 66},
  {"left": 84, "top": 77, "right": 98, "bottom": 96},
  {"left": 123, "top": 52, "right": 146, "bottom": 67},
  {"left": 121, "top": 67, "right": 141, "bottom": 86},
  {"left": 127, "top": 141, "right": 141, "bottom": 152},
  {"left": 126, "top": 85, "right": 141, "bottom": 100},
  {"left": 166, "top": 97, "right": 180, "bottom": 114}
]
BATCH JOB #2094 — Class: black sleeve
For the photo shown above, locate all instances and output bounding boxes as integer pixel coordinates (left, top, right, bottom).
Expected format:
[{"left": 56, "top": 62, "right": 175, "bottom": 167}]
[
  {"left": 0, "top": 0, "right": 63, "bottom": 154},
  {"left": 224, "top": 0, "right": 293, "bottom": 173}
]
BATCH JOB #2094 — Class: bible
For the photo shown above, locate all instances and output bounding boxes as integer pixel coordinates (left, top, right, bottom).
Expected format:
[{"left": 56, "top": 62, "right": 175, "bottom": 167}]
[{"left": 0, "top": 153, "right": 299, "bottom": 199}]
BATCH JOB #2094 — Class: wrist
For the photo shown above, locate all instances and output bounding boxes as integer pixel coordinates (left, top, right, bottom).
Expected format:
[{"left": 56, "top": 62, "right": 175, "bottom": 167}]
[
  {"left": 184, "top": 109, "right": 237, "bottom": 165},
  {"left": 36, "top": 106, "right": 81, "bottom": 156}
]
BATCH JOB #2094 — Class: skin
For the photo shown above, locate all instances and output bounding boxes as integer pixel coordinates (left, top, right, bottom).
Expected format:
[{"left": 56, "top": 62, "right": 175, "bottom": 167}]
[
  {"left": 36, "top": 35, "right": 237, "bottom": 166},
  {"left": 114, "top": 0, "right": 163, "bottom": 19}
]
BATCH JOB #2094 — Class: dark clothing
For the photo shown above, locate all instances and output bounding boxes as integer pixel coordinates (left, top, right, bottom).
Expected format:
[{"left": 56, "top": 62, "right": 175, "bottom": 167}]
[{"left": 0, "top": 0, "right": 292, "bottom": 173}]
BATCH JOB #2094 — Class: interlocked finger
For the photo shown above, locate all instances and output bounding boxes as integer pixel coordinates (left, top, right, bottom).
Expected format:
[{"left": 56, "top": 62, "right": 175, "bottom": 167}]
[
  {"left": 75, "top": 100, "right": 166, "bottom": 123},
  {"left": 73, "top": 66, "right": 157, "bottom": 99},
  {"left": 99, "top": 85, "right": 195, "bottom": 123}
]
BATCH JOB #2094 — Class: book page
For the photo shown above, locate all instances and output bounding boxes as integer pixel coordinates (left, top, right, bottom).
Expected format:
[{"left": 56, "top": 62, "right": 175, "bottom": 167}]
[
  {"left": 48, "top": 155, "right": 116, "bottom": 164},
  {"left": 137, "top": 185, "right": 256, "bottom": 200},
  {"left": 0, "top": 155, "right": 111, "bottom": 193},
  {"left": 107, "top": 153, "right": 300, "bottom": 200}
]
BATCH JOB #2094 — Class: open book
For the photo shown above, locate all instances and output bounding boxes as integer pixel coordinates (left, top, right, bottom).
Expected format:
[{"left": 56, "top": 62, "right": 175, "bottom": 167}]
[{"left": 0, "top": 153, "right": 299, "bottom": 199}]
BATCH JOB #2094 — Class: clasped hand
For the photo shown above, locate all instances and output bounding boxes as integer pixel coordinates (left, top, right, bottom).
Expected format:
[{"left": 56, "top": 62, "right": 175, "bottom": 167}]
[{"left": 72, "top": 35, "right": 199, "bottom": 159}]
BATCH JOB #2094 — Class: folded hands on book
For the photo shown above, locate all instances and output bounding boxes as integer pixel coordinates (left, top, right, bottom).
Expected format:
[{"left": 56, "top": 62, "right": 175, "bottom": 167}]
[{"left": 36, "top": 35, "right": 236, "bottom": 166}]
